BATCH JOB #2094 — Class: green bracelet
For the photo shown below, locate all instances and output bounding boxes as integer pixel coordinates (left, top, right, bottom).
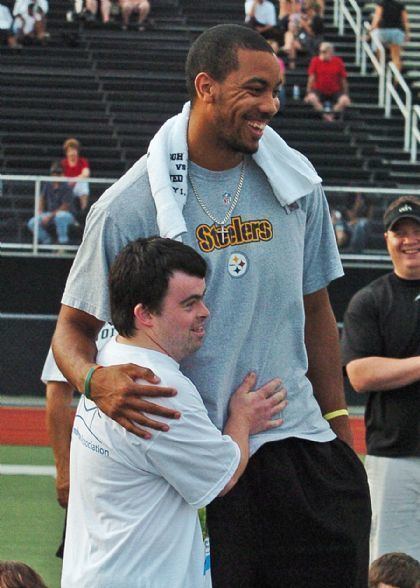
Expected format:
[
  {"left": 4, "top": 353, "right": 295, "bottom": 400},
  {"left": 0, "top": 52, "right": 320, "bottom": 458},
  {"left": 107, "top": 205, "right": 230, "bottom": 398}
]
[{"left": 84, "top": 366, "right": 103, "bottom": 400}]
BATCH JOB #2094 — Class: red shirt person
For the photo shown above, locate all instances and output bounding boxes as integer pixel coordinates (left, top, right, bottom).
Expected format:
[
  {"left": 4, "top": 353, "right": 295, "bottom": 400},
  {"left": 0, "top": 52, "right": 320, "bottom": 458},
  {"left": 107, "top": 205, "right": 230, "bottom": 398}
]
[
  {"left": 61, "top": 137, "right": 91, "bottom": 211},
  {"left": 304, "top": 42, "right": 351, "bottom": 121}
]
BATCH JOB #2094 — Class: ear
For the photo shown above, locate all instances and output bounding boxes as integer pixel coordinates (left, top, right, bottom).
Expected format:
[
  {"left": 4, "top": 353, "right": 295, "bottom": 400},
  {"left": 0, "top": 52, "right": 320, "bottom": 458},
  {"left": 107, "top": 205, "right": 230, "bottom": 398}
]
[
  {"left": 133, "top": 303, "right": 154, "bottom": 328},
  {"left": 194, "top": 72, "right": 217, "bottom": 104}
]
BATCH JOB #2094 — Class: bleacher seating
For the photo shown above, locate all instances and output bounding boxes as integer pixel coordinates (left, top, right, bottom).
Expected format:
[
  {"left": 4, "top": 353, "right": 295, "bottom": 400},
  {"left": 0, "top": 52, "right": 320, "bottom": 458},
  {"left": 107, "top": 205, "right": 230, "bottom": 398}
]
[{"left": 1, "top": 0, "right": 420, "bottom": 245}]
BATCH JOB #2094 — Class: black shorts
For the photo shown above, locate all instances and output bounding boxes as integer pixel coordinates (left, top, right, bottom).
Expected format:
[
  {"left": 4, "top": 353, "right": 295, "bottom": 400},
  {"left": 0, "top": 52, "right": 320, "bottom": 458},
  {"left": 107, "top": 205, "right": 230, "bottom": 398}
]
[
  {"left": 314, "top": 91, "right": 344, "bottom": 104},
  {"left": 207, "top": 437, "right": 371, "bottom": 588}
]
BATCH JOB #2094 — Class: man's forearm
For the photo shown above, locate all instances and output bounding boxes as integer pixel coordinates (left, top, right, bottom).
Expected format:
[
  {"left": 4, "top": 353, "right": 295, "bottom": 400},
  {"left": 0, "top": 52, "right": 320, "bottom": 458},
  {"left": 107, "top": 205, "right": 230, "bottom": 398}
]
[
  {"left": 46, "top": 382, "right": 73, "bottom": 462},
  {"left": 52, "top": 305, "right": 103, "bottom": 393},
  {"left": 46, "top": 382, "right": 74, "bottom": 505},
  {"left": 347, "top": 356, "right": 420, "bottom": 393},
  {"left": 304, "top": 289, "right": 353, "bottom": 445}
]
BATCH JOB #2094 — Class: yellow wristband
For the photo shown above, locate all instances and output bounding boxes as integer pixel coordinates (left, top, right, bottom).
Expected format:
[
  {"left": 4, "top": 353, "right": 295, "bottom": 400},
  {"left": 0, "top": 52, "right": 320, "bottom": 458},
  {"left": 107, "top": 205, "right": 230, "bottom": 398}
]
[{"left": 323, "top": 409, "right": 349, "bottom": 421}]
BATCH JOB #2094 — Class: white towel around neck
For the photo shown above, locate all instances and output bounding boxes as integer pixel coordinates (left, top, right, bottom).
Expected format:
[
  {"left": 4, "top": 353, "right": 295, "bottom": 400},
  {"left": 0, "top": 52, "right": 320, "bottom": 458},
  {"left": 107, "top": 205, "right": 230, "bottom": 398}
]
[{"left": 147, "top": 102, "right": 322, "bottom": 239}]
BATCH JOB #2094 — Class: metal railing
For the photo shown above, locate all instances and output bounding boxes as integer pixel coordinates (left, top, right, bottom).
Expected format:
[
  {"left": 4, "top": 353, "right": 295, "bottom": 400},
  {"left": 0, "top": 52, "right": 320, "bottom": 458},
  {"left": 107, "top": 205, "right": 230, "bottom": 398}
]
[
  {"left": 385, "top": 62, "right": 412, "bottom": 151},
  {"left": 361, "top": 22, "right": 386, "bottom": 107},
  {"left": 0, "top": 175, "right": 116, "bottom": 257},
  {"left": 411, "top": 105, "right": 420, "bottom": 163},
  {"left": 334, "top": 1, "right": 417, "bottom": 156},
  {"left": 2, "top": 176, "right": 420, "bottom": 263},
  {"left": 337, "top": 0, "right": 362, "bottom": 65}
]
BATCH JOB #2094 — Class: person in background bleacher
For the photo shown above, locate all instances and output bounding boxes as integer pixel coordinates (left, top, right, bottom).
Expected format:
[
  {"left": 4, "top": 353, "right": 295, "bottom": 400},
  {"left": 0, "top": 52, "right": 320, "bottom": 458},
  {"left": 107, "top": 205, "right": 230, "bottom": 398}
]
[
  {"left": 119, "top": 0, "right": 150, "bottom": 31},
  {"left": 244, "top": 0, "right": 283, "bottom": 43},
  {"left": 341, "top": 196, "right": 420, "bottom": 562},
  {"left": 331, "top": 193, "right": 374, "bottom": 253},
  {"left": 304, "top": 41, "right": 351, "bottom": 121},
  {"left": 84, "top": 0, "right": 112, "bottom": 23},
  {"left": 61, "top": 137, "right": 91, "bottom": 217},
  {"left": 12, "top": 0, "right": 49, "bottom": 44},
  {"left": 267, "top": 37, "right": 287, "bottom": 110},
  {"left": 280, "top": 1, "right": 323, "bottom": 68},
  {"left": 369, "top": 0, "right": 410, "bottom": 72},
  {"left": 27, "top": 161, "right": 75, "bottom": 245},
  {"left": 298, "top": 2, "right": 324, "bottom": 56},
  {"left": 0, "top": 2, "right": 21, "bottom": 47},
  {"left": 279, "top": 0, "right": 301, "bottom": 30}
]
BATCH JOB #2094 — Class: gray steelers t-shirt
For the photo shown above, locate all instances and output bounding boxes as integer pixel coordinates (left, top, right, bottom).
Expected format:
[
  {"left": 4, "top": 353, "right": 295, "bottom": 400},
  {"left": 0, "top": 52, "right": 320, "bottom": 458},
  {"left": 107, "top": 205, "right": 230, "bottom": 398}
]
[{"left": 63, "top": 154, "right": 343, "bottom": 454}]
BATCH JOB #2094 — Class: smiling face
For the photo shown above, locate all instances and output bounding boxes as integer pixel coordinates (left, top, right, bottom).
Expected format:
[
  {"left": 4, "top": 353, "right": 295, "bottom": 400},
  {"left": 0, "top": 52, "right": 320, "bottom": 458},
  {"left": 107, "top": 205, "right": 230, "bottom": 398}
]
[
  {"left": 384, "top": 218, "right": 420, "bottom": 279},
  {"left": 149, "top": 271, "right": 210, "bottom": 362},
  {"left": 205, "top": 48, "right": 281, "bottom": 160}
]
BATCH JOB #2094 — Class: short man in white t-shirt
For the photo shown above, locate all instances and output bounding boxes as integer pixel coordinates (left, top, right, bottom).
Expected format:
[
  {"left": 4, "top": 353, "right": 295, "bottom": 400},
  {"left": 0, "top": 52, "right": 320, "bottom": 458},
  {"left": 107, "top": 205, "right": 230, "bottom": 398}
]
[{"left": 62, "top": 237, "right": 286, "bottom": 588}]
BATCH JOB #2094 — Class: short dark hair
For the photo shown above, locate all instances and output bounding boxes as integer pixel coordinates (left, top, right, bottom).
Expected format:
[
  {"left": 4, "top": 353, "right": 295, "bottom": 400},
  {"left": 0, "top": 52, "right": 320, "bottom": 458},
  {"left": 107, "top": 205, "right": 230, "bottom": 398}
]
[
  {"left": 109, "top": 237, "right": 207, "bottom": 337},
  {"left": 0, "top": 561, "right": 48, "bottom": 588},
  {"left": 369, "top": 552, "right": 420, "bottom": 588},
  {"left": 185, "top": 24, "right": 274, "bottom": 102}
]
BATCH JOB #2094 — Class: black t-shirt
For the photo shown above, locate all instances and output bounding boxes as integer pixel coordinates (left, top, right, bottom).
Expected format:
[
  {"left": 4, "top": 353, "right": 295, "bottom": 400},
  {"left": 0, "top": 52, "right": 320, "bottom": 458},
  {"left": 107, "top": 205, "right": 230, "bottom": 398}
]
[
  {"left": 311, "top": 15, "right": 324, "bottom": 36},
  {"left": 377, "top": 0, "right": 405, "bottom": 29},
  {"left": 341, "top": 272, "right": 420, "bottom": 457}
]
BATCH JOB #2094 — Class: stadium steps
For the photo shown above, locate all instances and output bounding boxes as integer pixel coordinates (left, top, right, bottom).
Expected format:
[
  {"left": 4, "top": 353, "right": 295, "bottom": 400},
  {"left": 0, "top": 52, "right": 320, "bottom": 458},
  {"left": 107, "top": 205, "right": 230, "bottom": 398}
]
[{"left": 1, "top": 0, "right": 418, "bottom": 193}]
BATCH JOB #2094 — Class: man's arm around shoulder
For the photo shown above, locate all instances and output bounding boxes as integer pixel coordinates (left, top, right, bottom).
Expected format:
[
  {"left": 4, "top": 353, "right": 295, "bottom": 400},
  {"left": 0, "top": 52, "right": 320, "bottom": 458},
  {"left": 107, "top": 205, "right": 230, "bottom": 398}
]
[{"left": 52, "top": 305, "right": 181, "bottom": 439}]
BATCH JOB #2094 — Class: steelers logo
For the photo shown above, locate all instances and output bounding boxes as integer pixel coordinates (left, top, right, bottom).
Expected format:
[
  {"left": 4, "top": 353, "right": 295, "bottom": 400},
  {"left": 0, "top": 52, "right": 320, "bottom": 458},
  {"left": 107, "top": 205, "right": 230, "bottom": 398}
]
[{"left": 228, "top": 252, "right": 248, "bottom": 278}]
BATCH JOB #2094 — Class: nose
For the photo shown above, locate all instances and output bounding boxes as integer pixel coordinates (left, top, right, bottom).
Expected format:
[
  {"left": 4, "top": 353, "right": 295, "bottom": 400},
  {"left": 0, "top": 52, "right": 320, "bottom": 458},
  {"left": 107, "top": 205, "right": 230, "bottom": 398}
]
[
  {"left": 199, "top": 300, "right": 210, "bottom": 318},
  {"left": 260, "top": 91, "right": 280, "bottom": 117}
]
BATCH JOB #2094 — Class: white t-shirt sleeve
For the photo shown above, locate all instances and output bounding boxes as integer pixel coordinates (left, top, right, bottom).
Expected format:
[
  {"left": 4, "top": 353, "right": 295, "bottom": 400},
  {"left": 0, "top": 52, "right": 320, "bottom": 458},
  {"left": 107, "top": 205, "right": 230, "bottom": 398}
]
[
  {"left": 41, "top": 324, "right": 117, "bottom": 383},
  {"left": 41, "top": 348, "right": 67, "bottom": 383},
  {"left": 145, "top": 404, "right": 240, "bottom": 509},
  {"left": 302, "top": 185, "right": 343, "bottom": 295}
]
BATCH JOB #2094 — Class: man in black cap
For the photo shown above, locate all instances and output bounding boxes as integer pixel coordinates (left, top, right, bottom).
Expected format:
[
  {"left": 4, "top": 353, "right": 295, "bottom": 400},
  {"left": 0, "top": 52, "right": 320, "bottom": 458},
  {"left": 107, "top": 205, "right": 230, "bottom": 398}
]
[{"left": 341, "top": 195, "right": 420, "bottom": 561}]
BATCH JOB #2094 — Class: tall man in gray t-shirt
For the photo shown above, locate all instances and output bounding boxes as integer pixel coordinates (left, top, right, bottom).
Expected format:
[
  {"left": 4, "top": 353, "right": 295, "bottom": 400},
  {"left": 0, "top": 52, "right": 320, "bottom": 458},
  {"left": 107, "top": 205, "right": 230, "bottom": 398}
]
[{"left": 53, "top": 24, "right": 371, "bottom": 587}]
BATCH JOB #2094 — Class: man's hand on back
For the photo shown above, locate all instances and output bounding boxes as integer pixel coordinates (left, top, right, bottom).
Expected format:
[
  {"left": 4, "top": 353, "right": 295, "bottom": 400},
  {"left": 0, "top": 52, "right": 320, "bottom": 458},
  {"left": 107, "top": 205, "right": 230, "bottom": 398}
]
[{"left": 90, "top": 363, "right": 180, "bottom": 440}]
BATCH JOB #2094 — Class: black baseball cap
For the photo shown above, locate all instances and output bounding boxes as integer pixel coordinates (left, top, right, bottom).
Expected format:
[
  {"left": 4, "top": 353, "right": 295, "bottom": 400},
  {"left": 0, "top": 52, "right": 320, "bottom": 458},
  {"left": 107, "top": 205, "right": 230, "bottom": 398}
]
[{"left": 383, "top": 198, "right": 420, "bottom": 231}]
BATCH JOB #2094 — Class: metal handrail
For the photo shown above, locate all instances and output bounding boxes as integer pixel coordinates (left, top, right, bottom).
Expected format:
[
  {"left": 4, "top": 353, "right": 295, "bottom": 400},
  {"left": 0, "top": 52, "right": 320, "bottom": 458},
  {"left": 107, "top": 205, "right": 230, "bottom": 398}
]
[
  {"left": 385, "top": 62, "right": 412, "bottom": 151},
  {"left": 361, "top": 21, "right": 386, "bottom": 107},
  {"left": 1, "top": 176, "right": 420, "bottom": 257},
  {"left": 411, "top": 105, "right": 420, "bottom": 163},
  {"left": 338, "top": 0, "right": 362, "bottom": 65},
  {"left": 0, "top": 175, "right": 117, "bottom": 256}
]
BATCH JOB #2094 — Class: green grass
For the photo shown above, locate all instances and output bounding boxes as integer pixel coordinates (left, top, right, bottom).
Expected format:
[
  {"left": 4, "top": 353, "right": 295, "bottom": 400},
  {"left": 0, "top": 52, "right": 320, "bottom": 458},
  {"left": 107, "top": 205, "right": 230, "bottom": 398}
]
[
  {"left": 0, "top": 446, "right": 63, "bottom": 588},
  {"left": 0, "top": 445, "right": 54, "bottom": 466}
]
